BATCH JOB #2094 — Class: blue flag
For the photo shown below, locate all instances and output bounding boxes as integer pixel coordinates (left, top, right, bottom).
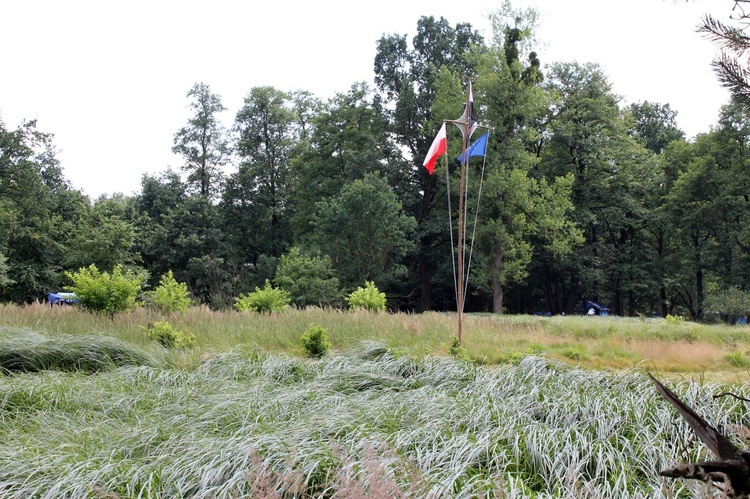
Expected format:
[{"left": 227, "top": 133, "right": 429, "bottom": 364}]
[{"left": 456, "top": 132, "right": 488, "bottom": 164}]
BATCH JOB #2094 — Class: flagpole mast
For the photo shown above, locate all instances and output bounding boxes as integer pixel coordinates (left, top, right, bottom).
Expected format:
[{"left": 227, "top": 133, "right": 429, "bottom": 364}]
[
  {"left": 456, "top": 144, "right": 467, "bottom": 344},
  {"left": 449, "top": 79, "right": 473, "bottom": 346},
  {"left": 424, "top": 77, "right": 482, "bottom": 347},
  {"left": 457, "top": 113, "right": 470, "bottom": 345}
]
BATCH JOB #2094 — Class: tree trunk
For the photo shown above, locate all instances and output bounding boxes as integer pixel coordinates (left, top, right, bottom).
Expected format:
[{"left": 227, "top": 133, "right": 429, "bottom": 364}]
[
  {"left": 613, "top": 277, "right": 622, "bottom": 316},
  {"left": 418, "top": 173, "right": 437, "bottom": 312},
  {"left": 543, "top": 262, "right": 563, "bottom": 314},
  {"left": 694, "top": 233, "right": 704, "bottom": 320},
  {"left": 492, "top": 235, "right": 504, "bottom": 314},
  {"left": 657, "top": 232, "right": 668, "bottom": 317},
  {"left": 419, "top": 239, "right": 432, "bottom": 312}
]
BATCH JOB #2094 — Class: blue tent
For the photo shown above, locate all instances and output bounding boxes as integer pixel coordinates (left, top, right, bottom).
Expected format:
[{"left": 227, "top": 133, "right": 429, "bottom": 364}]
[
  {"left": 47, "top": 292, "right": 77, "bottom": 305},
  {"left": 576, "top": 300, "right": 610, "bottom": 316}
]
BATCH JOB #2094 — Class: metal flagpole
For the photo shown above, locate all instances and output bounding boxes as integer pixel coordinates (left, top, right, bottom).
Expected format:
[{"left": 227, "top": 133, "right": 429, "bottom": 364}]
[{"left": 445, "top": 79, "right": 474, "bottom": 345}]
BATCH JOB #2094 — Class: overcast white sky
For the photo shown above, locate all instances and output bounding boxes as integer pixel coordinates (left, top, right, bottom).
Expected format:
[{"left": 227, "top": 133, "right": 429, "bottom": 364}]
[{"left": 1, "top": 0, "right": 732, "bottom": 198}]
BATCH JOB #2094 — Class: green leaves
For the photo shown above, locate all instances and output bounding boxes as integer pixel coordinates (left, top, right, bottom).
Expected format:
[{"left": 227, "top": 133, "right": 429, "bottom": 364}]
[
  {"left": 275, "top": 248, "right": 340, "bottom": 308},
  {"left": 234, "top": 280, "right": 290, "bottom": 314},
  {"left": 64, "top": 264, "right": 144, "bottom": 316},
  {"left": 228, "top": 86, "right": 298, "bottom": 259},
  {"left": 299, "top": 324, "right": 331, "bottom": 358},
  {"left": 144, "top": 320, "right": 196, "bottom": 349},
  {"left": 172, "top": 83, "right": 229, "bottom": 199},
  {"left": 309, "top": 173, "right": 416, "bottom": 291},
  {"left": 346, "top": 281, "right": 387, "bottom": 312},
  {"left": 144, "top": 270, "right": 191, "bottom": 314}
]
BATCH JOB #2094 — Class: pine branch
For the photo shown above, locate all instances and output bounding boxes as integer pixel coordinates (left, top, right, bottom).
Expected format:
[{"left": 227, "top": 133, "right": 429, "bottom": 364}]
[
  {"left": 712, "top": 50, "right": 750, "bottom": 104},
  {"left": 699, "top": 14, "right": 750, "bottom": 55}
]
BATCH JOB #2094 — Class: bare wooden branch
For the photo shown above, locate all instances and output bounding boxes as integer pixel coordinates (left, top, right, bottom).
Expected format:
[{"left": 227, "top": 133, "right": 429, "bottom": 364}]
[
  {"left": 650, "top": 374, "right": 750, "bottom": 498},
  {"left": 714, "top": 391, "right": 750, "bottom": 404}
]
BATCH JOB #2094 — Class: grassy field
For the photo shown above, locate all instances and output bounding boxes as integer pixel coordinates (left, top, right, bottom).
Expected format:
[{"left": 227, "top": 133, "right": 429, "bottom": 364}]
[
  {"left": 2, "top": 304, "right": 750, "bottom": 497},
  {"left": 3, "top": 302, "right": 750, "bottom": 375}
]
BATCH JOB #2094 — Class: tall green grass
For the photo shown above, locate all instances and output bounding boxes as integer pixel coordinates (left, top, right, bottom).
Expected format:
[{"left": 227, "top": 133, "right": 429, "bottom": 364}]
[
  {"left": 3, "top": 302, "right": 749, "bottom": 373},
  {"left": 0, "top": 339, "right": 746, "bottom": 497},
  {"left": 0, "top": 328, "right": 166, "bottom": 373},
  {"left": 2, "top": 305, "right": 749, "bottom": 496}
]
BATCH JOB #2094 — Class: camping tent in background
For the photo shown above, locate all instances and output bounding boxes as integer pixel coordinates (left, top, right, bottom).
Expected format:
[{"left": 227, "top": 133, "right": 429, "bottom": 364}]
[
  {"left": 47, "top": 292, "right": 77, "bottom": 305},
  {"left": 576, "top": 301, "right": 610, "bottom": 316}
]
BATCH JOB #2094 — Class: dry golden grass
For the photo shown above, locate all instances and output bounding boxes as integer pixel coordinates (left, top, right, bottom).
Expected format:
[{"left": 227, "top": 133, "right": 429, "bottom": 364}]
[{"left": 2, "top": 302, "right": 750, "bottom": 376}]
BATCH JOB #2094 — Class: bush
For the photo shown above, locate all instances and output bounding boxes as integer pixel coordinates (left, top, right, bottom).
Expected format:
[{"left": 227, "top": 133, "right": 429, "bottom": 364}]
[
  {"left": 449, "top": 337, "right": 470, "bottom": 361},
  {"left": 346, "top": 281, "right": 386, "bottom": 312},
  {"left": 144, "top": 321, "right": 196, "bottom": 349},
  {"left": 274, "top": 247, "right": 341, "bottom": 308},
  {"left": 65, "top": 264, "right": 145, "bottom": 316},
  {"left": 144, "top": 270, "right": 191, "bottom": 314},
  {"left": 300, "top": 324, "right": 331, "bottom": 358},
  {"left": 559, "top": 345, "right": 589, "bottom": 362},
  {"left": 704, "top": 286, "right": 750, "bottom": 324},
  {"left": 665, "top": 314, "right": 685, "bottom": 324},
  {"left": 234, "top": 280, "right": 290, "bottom": 314}
]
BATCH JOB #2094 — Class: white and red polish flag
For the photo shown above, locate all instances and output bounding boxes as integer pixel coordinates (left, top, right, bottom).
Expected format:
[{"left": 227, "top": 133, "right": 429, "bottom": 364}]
[{"left": 422, "top": 123, "right": 447, "bottom": 175}]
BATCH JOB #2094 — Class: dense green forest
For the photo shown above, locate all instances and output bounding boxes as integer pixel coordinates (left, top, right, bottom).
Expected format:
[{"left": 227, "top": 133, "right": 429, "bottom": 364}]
[{"left": 2, "top": 7, "right": 750, "bottom": 320}]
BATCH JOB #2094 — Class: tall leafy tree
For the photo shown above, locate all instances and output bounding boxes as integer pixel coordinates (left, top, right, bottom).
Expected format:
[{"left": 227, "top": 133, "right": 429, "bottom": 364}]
[
  {"left": 627, "top": 101, "right": 687, "bottom": 316},
  {"left": 289, "top": 89, "right": 323, "bottom": 143},
  {"left": 715, "top": 98, "right": 750, "bottom": 276},
  {"left": 665, "top": 98, "right": 750, "bottom": 318},
  {"left": 536, "top": 62, "right": 662, "bottom": 315},
  {"left": 165, "top": 195, "right": 228, "bottom": 307},
  {"left": 172, "top": 82, "right": 230, "bottom": 199},
  {"left": 308, "top": 173, "right": 417, "bottom": 295},
  {"left": 64, "top": 194, "right": 139, "bottom": 272},
  {"left": 374, "top": 15, "right": 484, "bottom": 311},
  {"left": 628, "top": 101, "right": 685, "bottom": 154},
  {"left": 134, "top": 170, "right": 230, "bottom": 307},
  {"left": 227, "top": 86, "right": 298, "bottom": 260},
  {"left": 467, "top": 4, "right": 580, "bottom": 314},
  {"left": 135, "top": 171, "right": 188, "bottom": 286},
  {"left": 292, "top": 83, "right": 410, "bottom": 240},
  {"left": 664, "top": 135, "right": 723, "bottom": 318},
  {"left": 0, "top": 118, "right": 84, "bottom": 302},
  {"left": 137, "top": 169, "right": 187, "bottom": 221}
]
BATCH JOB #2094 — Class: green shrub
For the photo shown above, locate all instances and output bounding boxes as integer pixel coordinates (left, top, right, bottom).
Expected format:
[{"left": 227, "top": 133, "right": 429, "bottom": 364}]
[
  {"left": 704, "top": 286, "right": 750, "bottom": 324},
  {"left": 144, "top": 321, "right": 196, "bottom": 349},
  {"left": 274, "top": 247, "right": 341, "bottom": 308},
  {"left": 346, "top": 281, "right": 386, "bottom": 312},
  {"left": 559, "top": 345, "right": 589, "bottom": 361},
  {"left": 725, "top": 351, "right": 750, "bottom": 368},
  {"left": 234, "top": 280, "right": 290, "bottom": 314},
  {"left": 144, "top": 270, "right": 191, "bottom": 313},
  {"left": 449, "top": 337, "right": 470, "bottom": 361},
  {"left": 300, "top": 324, "right": 331, "bottom": 358},
  {"left": 498, "top": 350, "right": 527, "bottom": 365},
  {"left": 665, "top": 314, "right": 685, "bottom": 324},
  {"left": 65, "top": 264, "right": 144, "bottom": 316}
]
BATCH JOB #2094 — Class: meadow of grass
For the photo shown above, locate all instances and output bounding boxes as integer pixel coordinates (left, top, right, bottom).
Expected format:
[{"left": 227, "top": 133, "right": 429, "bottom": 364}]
[
  {"left": 3, "top": 302, "right": 750, "bottom": 374},
  {"left": 2, "top": 303, "right": 750, "bottom": 497}
]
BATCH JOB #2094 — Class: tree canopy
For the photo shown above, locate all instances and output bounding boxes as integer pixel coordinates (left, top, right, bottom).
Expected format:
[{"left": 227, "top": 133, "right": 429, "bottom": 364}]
[{"left": 1, "top": 6, "right": 748, "bottom": 322}]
